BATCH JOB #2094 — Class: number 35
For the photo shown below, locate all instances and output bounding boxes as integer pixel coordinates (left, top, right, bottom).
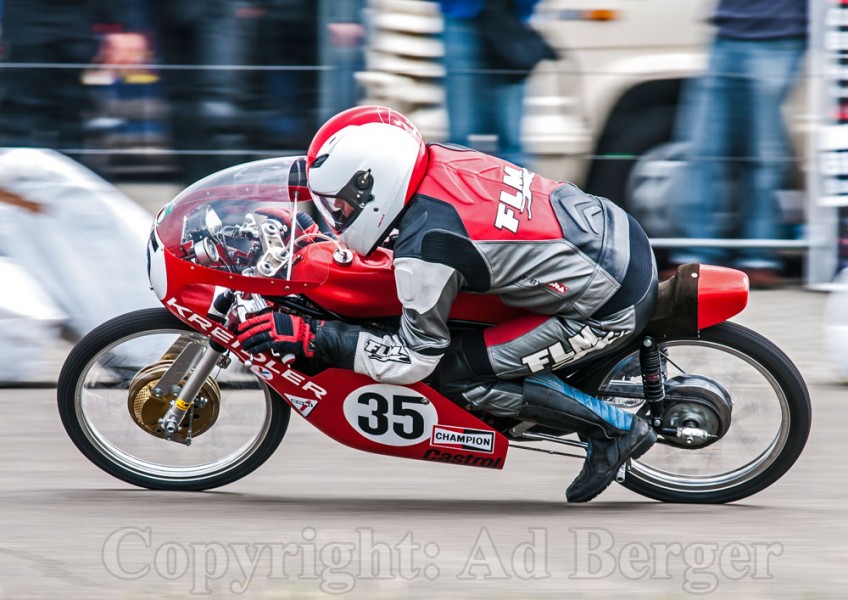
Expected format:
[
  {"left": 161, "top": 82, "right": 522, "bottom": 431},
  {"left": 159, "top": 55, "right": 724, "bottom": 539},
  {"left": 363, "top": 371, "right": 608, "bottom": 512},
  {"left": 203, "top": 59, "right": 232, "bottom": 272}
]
[{"left": 357, "top": 393, "right": 426, "bottom": 440}]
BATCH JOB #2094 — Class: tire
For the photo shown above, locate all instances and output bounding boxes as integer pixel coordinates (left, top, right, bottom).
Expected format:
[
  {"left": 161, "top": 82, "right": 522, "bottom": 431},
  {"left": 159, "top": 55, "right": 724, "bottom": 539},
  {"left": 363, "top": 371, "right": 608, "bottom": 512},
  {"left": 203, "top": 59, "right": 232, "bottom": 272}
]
[
  {"left": 588, "top": 322, "right": 811, "bottom": 503},
  {"left": 57, "top": 308, "right": 291, "bottom": 491}
]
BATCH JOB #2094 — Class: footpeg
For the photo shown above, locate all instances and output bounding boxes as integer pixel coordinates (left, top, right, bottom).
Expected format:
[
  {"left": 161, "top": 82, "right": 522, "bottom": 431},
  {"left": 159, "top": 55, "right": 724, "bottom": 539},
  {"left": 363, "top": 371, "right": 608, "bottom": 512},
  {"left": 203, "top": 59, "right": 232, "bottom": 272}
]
[{"left": 615, "top": 462, "right": 628, "bottom": 483}]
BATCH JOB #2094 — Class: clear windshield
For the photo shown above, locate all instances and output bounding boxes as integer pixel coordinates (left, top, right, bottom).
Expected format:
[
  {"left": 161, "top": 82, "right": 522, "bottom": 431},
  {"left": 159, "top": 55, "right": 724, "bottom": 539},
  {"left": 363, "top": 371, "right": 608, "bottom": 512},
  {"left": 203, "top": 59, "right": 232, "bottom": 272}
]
[{"left": 154, "top": 156, "right": 332, "bottom": 280}]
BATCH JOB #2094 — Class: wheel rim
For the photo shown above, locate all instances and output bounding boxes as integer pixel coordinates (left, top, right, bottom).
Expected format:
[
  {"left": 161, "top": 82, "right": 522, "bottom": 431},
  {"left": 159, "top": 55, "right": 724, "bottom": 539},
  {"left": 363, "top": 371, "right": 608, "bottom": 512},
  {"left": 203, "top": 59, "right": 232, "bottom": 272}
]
[
  {"left": 74, "top": 328, "right": 274, "bottom": 484},
  {"left": 600, "top": 339, "right": 791, "bottom": 494}
]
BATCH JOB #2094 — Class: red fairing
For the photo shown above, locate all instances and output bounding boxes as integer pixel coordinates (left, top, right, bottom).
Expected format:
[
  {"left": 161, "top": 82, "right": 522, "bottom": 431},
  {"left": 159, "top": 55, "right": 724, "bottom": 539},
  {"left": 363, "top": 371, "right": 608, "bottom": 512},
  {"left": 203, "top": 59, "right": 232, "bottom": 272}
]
[
  {"left": 162, "top": 290, "right": 509, "bottom": 470},
  {"left": 152, "top": 155, "right": 513, "bottom": 471},
  {"left": 416, "top": 146, "right": 565, "bottom": 241},
  {"left": 298, "top": 243, "right": 400, "bottom": 317},
  {"left": 697, "top": 265, "right": 749, "bottom": 329},
  {"left": 450, "top": 293, "right": 528, "bottom": 323},
  {"left": 484, "top": 314, "right": 549, "bottom": 347},
  {"left": 300, "top": 242, "right": 528, "bottom": 322},
  {"left": 162, "top": 245, "right": 323, "bottom": 299},
  {"left": 304, "top": 369, "right": 509, "bottom": 469}
]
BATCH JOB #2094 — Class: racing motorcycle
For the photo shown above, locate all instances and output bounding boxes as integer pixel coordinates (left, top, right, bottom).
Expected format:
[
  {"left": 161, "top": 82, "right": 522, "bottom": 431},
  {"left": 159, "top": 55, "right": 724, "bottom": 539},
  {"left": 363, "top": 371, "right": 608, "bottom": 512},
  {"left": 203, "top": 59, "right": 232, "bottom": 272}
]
[{"left": 57, "top": 156, "right": 811, "bottom": 503}]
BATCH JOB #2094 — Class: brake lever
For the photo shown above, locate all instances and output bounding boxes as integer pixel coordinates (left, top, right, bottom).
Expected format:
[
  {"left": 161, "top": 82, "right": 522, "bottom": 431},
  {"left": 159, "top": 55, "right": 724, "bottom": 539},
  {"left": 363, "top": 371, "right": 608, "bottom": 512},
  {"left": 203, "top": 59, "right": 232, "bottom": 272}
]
[{"left": 229, "top": 293, "right": 296, "bottom": 367}]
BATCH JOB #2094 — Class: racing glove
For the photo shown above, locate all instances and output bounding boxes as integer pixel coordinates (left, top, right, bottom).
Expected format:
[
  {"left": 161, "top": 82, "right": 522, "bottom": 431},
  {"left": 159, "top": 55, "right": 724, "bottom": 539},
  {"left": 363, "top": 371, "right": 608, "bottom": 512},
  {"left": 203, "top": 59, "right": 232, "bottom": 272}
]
[{"left": 236, "top": 312, "right": 317, "bottom": 359}]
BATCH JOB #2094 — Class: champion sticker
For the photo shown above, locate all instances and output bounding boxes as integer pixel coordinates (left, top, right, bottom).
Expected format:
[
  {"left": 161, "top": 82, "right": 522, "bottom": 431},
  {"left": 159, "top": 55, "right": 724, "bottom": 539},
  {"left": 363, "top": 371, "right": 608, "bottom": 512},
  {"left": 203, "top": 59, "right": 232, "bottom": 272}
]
[{"left": 431, "top": 425, "right": 495, "bottom": 454}]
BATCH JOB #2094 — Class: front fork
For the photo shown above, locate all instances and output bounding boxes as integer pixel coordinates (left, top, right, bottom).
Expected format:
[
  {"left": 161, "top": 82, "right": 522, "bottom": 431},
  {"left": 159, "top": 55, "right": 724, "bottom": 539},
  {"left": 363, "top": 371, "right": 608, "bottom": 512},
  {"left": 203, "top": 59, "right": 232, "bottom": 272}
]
[
  {"left": 158, "top": 290, "right": 266, "bottom": 441},
  {"left": 158, "top": 342, "right": 227, "bottom": 440}
]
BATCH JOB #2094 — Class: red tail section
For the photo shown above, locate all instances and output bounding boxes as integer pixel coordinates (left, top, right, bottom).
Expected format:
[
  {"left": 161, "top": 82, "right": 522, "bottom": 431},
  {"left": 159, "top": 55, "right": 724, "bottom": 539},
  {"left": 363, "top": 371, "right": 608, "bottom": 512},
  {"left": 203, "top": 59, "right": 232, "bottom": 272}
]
[{"left": 697, "top": 266, "right": 749, "bottom": 329}]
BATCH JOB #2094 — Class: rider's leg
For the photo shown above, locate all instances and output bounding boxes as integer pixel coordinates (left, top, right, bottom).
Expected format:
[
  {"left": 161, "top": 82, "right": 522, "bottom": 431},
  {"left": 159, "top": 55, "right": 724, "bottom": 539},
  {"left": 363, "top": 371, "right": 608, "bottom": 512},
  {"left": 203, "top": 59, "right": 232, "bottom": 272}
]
[
  {"left": 520, "top": 374, "right": 656, "bottom": 503},
  {"left": 430, "top": 295, "right": 656, "bottom": 502},
  {"left": 431, "top": 326, "right": 656, "bottom": 502},
  {"left": 429, "top": 222, "right": 658, "bottom": 501}
]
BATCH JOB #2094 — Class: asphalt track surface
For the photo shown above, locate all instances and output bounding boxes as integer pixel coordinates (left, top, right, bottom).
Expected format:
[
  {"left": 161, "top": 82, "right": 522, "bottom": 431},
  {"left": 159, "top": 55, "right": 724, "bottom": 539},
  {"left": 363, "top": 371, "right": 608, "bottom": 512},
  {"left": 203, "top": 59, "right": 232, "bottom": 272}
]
[{"left": 0, "top": 288, "right": 845, "bottom": 599}]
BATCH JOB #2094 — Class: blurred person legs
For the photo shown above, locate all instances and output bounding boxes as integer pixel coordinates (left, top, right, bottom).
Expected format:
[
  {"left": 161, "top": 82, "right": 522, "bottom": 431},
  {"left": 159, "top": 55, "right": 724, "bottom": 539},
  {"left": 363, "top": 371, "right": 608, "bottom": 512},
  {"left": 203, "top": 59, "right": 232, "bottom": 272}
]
[
  {"left": 442, "top": 15, "right": 527, "bottom": 166},
  {"left": 246, "top": 0, "right": 319, "bottom": 151},
  {"left": 153, "top": 0, "right": 250, "bottom": 184},
  {"left": 670, "top": 36, "right": 805, "bottom": 286},
  {"left": 670, "top": 37, "right": 744, "bottom": 269},
  {"left": 0, "top": 5, "right": 97, "bottom": 150},
  {"left": 318, "top": 1, "right": 366, "bottom": 122},
  {"left": 739, "top": 37, "right": 805, "bottom": 276}
]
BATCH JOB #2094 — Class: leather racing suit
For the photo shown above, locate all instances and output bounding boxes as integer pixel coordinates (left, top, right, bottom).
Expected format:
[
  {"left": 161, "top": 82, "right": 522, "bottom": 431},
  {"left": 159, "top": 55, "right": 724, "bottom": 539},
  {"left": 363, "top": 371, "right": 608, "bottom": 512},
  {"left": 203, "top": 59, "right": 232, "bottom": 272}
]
[{"left": 313, "top": 144, "right": 658, "bottom": 417}]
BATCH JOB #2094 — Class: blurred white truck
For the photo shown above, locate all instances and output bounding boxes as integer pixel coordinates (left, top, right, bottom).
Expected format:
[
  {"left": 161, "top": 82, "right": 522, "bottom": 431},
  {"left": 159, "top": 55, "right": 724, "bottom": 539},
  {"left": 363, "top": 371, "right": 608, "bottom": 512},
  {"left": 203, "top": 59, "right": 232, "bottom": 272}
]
[{"left": 357, "top": 0, "right": 807, "bottom": 238}]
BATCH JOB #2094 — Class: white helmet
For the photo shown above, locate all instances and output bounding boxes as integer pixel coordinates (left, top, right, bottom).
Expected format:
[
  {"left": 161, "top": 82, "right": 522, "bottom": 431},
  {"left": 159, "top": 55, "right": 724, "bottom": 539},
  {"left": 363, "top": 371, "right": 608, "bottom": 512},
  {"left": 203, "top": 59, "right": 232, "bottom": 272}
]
[{"left": 306, "top": 105, "right": 428, "bottom": 255}]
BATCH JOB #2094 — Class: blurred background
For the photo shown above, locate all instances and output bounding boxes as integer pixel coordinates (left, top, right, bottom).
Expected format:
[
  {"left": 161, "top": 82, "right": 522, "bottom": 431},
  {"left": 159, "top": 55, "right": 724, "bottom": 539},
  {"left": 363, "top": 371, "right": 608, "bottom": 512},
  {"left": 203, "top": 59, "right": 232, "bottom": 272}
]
[
  {"left": 0, "top": 0, "right": 847, "bottom": 382},
  {"left": 1, "top": 7, "right": 847, "bottom": 599}
]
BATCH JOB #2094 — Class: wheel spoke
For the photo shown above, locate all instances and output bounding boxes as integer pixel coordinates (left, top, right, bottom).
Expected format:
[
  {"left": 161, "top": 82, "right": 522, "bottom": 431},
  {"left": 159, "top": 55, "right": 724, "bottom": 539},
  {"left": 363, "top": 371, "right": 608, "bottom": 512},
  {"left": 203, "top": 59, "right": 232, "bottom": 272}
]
[
  {"left": 596, "top": 326, "right": 802, "bottom": 498},
  {"left": 58, "top": 310, "right": 287, "bottom": 490}
]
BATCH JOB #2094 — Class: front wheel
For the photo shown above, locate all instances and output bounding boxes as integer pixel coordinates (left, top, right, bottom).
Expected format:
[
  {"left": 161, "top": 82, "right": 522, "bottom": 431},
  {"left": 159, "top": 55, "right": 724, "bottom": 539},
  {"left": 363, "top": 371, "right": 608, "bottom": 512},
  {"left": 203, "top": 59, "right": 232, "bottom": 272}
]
[
  {"left": 589, "top": 322, "right": 811, "bottom": 503},
  {"left": 57, "top": 308, "right": 291, "bottom": 491}
]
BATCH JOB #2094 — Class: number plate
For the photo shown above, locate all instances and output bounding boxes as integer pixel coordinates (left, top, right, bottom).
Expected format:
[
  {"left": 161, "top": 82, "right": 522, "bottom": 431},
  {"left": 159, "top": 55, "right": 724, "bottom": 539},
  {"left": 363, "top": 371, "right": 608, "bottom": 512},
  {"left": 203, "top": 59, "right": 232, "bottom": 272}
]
[{"left": 342, "top": 384, "right": 439, "bottom": 446}]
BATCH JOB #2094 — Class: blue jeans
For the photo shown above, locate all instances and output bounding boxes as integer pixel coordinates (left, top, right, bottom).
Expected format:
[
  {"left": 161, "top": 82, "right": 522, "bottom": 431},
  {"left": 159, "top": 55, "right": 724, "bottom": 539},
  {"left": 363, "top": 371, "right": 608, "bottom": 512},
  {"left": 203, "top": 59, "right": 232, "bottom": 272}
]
[
  {"left": 442, "top": 17, "right": 528, "bottom": 166},
  {"left": 670, "top": 36, "right": 806, "bottom": 269}
]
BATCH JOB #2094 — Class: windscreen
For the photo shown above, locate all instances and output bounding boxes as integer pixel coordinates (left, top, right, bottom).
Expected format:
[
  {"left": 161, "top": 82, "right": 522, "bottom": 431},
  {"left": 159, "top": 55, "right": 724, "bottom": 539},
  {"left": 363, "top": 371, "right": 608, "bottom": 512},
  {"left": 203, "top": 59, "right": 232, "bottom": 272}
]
[{"left": 153, "top": 156, "right": 330, "bottom": 280}]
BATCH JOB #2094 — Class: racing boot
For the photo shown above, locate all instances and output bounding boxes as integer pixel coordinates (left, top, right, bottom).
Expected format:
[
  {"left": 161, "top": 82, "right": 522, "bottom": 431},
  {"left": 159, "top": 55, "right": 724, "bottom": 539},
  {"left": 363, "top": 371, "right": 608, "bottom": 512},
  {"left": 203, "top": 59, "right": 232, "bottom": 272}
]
[{"left": 519, "top": 374, "right": 657, "bottom": 503}]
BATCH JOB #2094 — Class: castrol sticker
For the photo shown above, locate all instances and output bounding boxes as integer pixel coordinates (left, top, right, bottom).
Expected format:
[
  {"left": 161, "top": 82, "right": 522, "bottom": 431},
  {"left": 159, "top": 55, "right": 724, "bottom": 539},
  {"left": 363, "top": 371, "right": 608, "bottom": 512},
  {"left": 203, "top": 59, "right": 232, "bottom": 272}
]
[{"left": 342, "top": 384, "right": 438, "bottom": 447}]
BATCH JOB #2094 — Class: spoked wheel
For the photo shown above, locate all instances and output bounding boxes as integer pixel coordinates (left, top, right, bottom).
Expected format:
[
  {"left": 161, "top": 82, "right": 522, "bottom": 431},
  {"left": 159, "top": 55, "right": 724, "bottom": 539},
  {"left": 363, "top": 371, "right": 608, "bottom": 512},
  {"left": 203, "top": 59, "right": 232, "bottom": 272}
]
[
  {"left": 57, "top": 308, "right": 290, "bottom": 491},
  {"left": 589, "top": 322, "right": 811, "bottom": 503}
]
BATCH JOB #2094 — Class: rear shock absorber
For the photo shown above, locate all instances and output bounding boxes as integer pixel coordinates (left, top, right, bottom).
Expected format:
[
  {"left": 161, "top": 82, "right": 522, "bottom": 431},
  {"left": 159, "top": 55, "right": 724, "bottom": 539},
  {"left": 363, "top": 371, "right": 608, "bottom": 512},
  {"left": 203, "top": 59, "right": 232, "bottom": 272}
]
[{"left": 639, "top": 336, "right": 665, "bottom": 426}]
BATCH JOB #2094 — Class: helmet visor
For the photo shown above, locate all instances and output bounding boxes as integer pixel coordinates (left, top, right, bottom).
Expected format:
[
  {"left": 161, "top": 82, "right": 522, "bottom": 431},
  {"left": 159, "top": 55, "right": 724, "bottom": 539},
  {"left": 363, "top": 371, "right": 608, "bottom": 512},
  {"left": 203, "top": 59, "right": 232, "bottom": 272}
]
[
  {"left": 312, "top": 193, "right": 360, "bottom": 234},
  {"left": 309, "top": 169, "right": 374, "bottom": 236}
]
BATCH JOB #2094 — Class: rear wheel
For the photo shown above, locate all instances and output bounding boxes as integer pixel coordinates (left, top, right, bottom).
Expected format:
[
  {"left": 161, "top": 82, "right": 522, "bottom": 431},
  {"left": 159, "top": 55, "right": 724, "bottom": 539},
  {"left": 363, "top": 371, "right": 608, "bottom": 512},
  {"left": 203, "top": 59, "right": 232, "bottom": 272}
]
[
  {"left": 57, "top": 308, "right": 291, "bottom": 491},
  {"left": 587, "top": 322, "right": 811, "bottom": 503}
]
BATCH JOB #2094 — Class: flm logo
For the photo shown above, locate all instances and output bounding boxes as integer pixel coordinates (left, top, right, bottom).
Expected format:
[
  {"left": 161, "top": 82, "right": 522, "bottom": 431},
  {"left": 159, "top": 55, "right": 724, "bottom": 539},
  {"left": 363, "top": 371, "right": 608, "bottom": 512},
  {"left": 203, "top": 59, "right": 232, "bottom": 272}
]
[{"left": 431, "top": 425, "right": 495, "bottom": 454}]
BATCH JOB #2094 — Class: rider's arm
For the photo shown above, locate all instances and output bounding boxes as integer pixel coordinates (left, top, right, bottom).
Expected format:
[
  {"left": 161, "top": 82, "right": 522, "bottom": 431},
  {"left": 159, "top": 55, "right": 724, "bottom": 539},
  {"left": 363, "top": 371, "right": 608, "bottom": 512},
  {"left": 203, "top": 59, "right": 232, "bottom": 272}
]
[{"left": 313, "top": 257, "right": 463, "bottom": 384}]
